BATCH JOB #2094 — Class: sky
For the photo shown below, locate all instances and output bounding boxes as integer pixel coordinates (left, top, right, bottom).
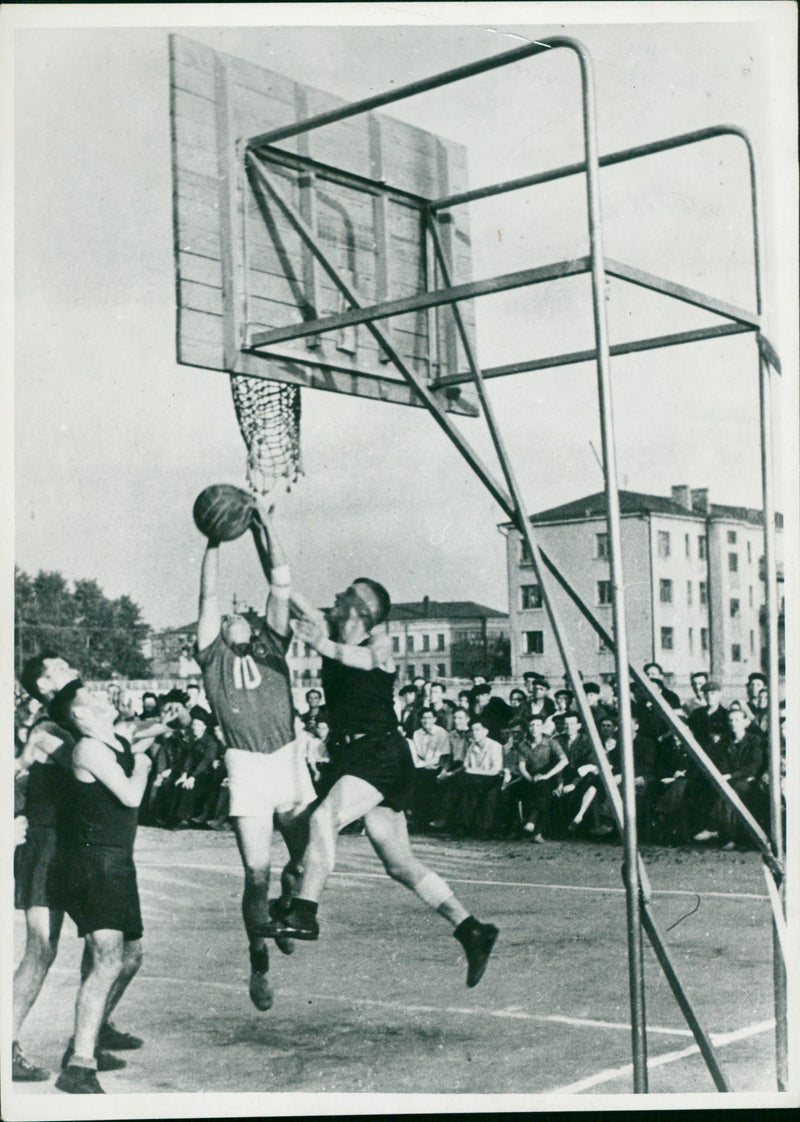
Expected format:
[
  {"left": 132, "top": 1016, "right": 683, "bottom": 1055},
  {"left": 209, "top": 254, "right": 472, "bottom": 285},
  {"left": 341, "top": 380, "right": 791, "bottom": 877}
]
[{"left": 7, "top": 3, "right": 798, "bottom": 633}]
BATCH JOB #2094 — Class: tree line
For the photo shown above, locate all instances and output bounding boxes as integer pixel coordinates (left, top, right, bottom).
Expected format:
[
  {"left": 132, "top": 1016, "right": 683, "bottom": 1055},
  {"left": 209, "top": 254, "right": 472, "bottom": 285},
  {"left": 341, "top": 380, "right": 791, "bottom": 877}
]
[{"left": 15, "top": 567, "right": 152, "bottom": 680}]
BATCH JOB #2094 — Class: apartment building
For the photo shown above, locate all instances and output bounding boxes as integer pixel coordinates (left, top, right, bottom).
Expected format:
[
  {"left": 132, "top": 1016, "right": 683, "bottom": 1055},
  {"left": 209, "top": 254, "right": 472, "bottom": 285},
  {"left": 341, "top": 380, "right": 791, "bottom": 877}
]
[{"left": 501, "top": 485, "right": 783, "bottom": 691}]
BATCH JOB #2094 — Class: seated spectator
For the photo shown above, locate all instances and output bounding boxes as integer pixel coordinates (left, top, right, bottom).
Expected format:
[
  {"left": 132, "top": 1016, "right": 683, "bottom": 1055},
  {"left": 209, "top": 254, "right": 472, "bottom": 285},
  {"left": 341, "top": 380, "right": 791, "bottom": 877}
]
[
  {"left": 437, "top": 708, "right": 471, "bottom": 831},
  {"left": 456, "top": 689, "right": 472, "bottom": 715},
  {"left": 583, "top": 682, "right": 612, "bottom": 729},
  {"left": 142, "top": 690, "right": 192, "bottom": 828},
  {"left": 515, "top": 716, "right": 568, "bottom": 841},
  {"left": 452, "top": 719, "right": 504, "bottom": 837},
  {"left": 429, "top": 682, "right": 456, "bottom": 732},
  {"left": 651, "top": 733, "right": 693, "bottom": 845},
  {"left": 185, "top": 681, "right": 208, "bottom": 713},
  {"left": 301, "top": 688, "right": 328, "bottom": 735},
  {"left": 469, "top": 683, "right": 514, "bottom": 744},
  {"left": 711, "top": 707, "right": 768, "bottom": 849},
  {"left": 631, "top": 715, "right": 658, "bottom": 841},
  {"left": 683, "top": 671, "right": 709, "bottom": 717},
  {"left": 174, "top": 706, "right": 219, "bottom": 827},
  {"left": 409, "top": 708, "right": 450, "bottom": 830},
  {"left": 587, "top": 716, "right": 621, "bottom": 838},
  {"left": 555, "top": 715, "right": 603, "bottom": 835},
  {"left": 688, "top": 680, "right": 729, "bottom": 841}
]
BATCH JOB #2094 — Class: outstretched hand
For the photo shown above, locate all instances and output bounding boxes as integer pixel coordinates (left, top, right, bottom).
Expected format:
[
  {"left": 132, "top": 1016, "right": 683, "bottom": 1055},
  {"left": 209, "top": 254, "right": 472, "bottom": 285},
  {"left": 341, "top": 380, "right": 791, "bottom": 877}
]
[{"left": 292, "top": 613, "right": 328, "bottom": 651}]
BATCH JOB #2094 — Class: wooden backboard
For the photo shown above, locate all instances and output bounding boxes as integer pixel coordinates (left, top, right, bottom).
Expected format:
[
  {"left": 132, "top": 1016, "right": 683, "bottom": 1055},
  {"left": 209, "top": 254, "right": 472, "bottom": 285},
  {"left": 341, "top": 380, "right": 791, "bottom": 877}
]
[{"left": 169, "top": 35, "right": 478, "bottom": 415}]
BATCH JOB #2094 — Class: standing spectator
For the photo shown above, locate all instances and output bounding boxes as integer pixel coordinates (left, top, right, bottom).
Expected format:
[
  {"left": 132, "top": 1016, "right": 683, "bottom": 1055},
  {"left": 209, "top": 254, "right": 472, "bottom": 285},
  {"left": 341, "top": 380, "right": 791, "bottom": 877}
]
[
  {"left": 516, "top": 716, "right": 568, "bottom": 841},
  {"left": 456, "top": 690, "right": 472, "bottom": 714},
  {"left": 139, "top": 692, "right": 158, "bottom": 720},
  {"left": 301, "top": 688, "right": 328, "bottom": 736},
  {"left": 429, "top": 682, "right": 456, "bottom": 732},
  {"left": 469, "top": 684, "right": 513, "bottom": 744},
  {"left": 688, "top": 681, "right": 729, "bottom": 841},
  {"left": 583, "top": 682, "right": 612, "bottom": 729},
  {"left": 506, "top": 688, "right": 528, "bottom": 730},
  {"left": 397, "top": 684, "right": 420, "bottom": 738},
  {"left": 306, "top": 719, "right": 331, "bottom": 792},
  {"left": 683, "top": 671, "right": 709, "bottom": 717},
  {"left": 454, "top": 719, "right": 504, "bottom": 837},
  {"left": 525, "top": 678, "right": 556, "bottom": 724},
  {"left": 551, "top": 689, "right": 575, "bottom": 735},
  {"left": 410, "top": 709, "right": 450, "bottom": 830},
  {"left": 744, "top": 672, "right": 767, "bottom": 723},
  {"left": 753, "top": 685, "right": 770, "bottom": 734}
]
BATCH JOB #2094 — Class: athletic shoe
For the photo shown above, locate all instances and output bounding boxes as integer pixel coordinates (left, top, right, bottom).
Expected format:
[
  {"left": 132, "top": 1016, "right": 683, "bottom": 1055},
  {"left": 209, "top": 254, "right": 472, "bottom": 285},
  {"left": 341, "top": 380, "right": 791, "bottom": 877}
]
[
  {"left": 61, "top": 1042, "right": 126, "bottom": 1072},
  {"left": 249, "top": 970, "right": 274, "bottom": 1011},
  {"left": 97, "top": 1023, "right": 144, "bottom": 1051},
  {"left": 268, "top": 898, "right": 295, "bottom": 956},
  {"left": 12, "top": 1042, "right": 49, "bottom": 1082},
  {"left": 55, "top": 1065, "right": 104, "bottom": 1094},
  {"left": 531, "top": 834, "right": 546, "bottom": 844},
  {"left": 255, "top": 906, "right": 319, "bottom": 941},
  {"left": 454, "top": 918, "right": 499, "bottom": 988}
]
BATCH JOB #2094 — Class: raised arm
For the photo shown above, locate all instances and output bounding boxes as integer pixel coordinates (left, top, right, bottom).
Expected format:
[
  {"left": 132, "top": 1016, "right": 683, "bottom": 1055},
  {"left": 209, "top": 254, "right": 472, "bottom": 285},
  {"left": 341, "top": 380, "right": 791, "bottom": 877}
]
[
  {"left": 197, "top": 541, "right": 221, "bottom": 652},
  {"left": 250, "top": 498, "right": 291, "bottom": 637},
  {"left": 72, "top": 738, "right": 152, "bottom": 808},
  {"left": 293, "top": 614, "right": 395, "bottom": 672}
]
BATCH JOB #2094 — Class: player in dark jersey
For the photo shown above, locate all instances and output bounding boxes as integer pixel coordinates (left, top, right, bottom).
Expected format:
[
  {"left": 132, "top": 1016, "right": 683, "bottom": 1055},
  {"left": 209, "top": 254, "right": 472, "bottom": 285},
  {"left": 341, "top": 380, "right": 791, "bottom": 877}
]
[
  {"left": 261, "top": 579, "right": 499, "bottom": 988},
  {"left": 196, "top": 499, "right": 314, "bottom": 1013},
  {"left": 48, "top": 681, "right": 158, "bottom": 1094}
]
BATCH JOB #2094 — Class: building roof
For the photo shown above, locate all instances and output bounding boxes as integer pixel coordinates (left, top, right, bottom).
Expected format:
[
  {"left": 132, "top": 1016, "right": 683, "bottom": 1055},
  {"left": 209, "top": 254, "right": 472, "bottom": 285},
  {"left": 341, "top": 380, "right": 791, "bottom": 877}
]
[
  {"left": 387, "top": 600, "right": 507, "bottom": 622},
  {"left": 508, "top": 490, "right": 776, "bottom": 528}
]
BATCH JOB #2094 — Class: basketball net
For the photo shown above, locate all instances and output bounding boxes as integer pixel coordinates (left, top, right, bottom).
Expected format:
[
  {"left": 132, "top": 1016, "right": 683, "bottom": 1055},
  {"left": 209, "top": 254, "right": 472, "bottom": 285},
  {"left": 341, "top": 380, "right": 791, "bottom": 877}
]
[{"left": 229, "top": 375, "right": 303, "bottom": 495}]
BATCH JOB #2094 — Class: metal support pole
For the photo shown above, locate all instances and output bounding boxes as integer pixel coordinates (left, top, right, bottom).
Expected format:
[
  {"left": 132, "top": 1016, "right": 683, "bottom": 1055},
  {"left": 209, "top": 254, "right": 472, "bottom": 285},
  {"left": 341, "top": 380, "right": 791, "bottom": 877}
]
[
  {"left": 758, "top": 348, "right": 788, "bottom": 1090},
  {"left": 576, "top": 43, "right": 648, "bottom": 1092}
]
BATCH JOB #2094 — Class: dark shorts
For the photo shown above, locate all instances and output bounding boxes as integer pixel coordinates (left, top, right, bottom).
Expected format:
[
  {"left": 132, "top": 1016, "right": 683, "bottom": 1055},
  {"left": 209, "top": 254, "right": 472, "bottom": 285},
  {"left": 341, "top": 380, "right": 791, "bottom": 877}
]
[
  {"left": 15, "top": 825, "right": 68, "bottom": 911},
  {"left": 65, "top": 844, "right": 143, "bottom": 942},
  {"left": 322, "top": 730, "right": 415, "bottom": 813}
]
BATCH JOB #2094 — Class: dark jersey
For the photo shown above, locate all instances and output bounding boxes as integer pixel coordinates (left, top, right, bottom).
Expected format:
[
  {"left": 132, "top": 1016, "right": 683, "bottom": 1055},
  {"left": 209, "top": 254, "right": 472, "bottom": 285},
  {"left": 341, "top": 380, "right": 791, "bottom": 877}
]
[
  {"left": 72, "top": 737, "right": 138, "bottom": 852},
  {"left": 197, "top": 621, "right": 293, "bottom": 754},
  {"left": 321, "top": 652, "right": 397, "bottom": 739}
]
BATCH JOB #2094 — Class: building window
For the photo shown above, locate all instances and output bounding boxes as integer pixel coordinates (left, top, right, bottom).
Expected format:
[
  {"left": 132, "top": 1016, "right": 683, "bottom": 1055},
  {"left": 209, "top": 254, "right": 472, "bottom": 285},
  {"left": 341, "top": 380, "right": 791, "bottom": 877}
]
[
  {"left": 701, "top": 628, "right": 709, "bottom": 652},
  {"left": 688, "top": 627, "right": 694, "bottom": 652},
  {"left": 406, "top": 635, "right": 414, "bottom": 653},
  {"left": 731, "top": 644, "right": 742, "bottom": 663},
  {"left": 657, "top": 531, "right": 671, "bottom": 558},
  {"left": 422, "top": 634, "right": 430, "bottom": 652},
  {"left": 436, "top": 633, "right": 445, "bottom": 651},
  {"left": 749, "top": 586, "right": 754, "bottom": 608},
  {"left": 523, "top": 630, "right": 544, "bottom": 655},
  {"left": 730, "top": 598, "right": 740, "bottom": 618},
  {"left": 291, "top": 642, "right": 299, "bottom": 658},
  {"left": 685, "top": 533, "right": 691, "bottom": 558},
  {"left": 687, "top": 580, "right": 693, "bottom": 606},
  {"left": 660, "top": 579, "right": 673, "bottom": 604},
  {"left": 747, "top": 540, "right": 752, "bottom": 563},
  {"left": 437, "top": 663, "right": 446, "bottom": 678},
  {"left": 727, "top": 530, "right": 737, "bottom": 544},
  {"left": 595, "top": 532, "right": 608, "bottom": 559},
  {"left": 304, "top": 643, "right": 312, "bottom": 658},
  {"left": 699, "top": 581, "right": 708, "bottom": 606},
  {"left": 660, "top": 627, "right": 674, "bottom": 651},
  {"left": 521, "top": 584, "right": 543, "bottom": 610},
  {"left": 292, "top": 670, "right": 299, "bottom": 684},
  {"left": 407, "top": 664, "right": 415, "bottom": 679},
  {"left": 749, "top": 630, "right": 754, "bottom": 654},
  {"left": 597, "top": 580, "right": 612, "bottom": 606},
  {"left": 422, "top": 664, "right": 431, "bottom": 679},
  {"left": 728, "top": 552, "right": 738, "bottom": 572},
  {"left": 520, "top": 539, "right": 533, "bottom": 566},
  {"left": 391, "top": 635, "right": 400, "bottom": 653},
  {"left": 698, "top": 535, "right": 707, "bottom": 560}
]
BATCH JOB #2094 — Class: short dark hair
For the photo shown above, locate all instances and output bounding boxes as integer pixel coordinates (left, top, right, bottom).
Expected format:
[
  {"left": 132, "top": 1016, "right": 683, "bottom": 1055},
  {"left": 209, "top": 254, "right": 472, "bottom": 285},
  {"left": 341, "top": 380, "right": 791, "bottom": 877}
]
[
  {"left": 469, "top": 718, "right": 487, "bottom": 730},
  {"left": 142, "top": 691, "right": 157, "bottom": 703},
  {"left": 690, "top": 671, "right": 708, "bottom": 682},
  {"left": 48, "top": 678, "right": 84, "bottom": 734},
  {"left": 353, "top": 577, "right": 391, "bottom": 627},
  {"left": 306, "top": 689, "right": 322, "bottom": 702},
  {"left": 20, "top": 651, "right": 59, "bottom": 703},
  {"left": 747, "top": 672, "right": 767, "bottom": 684},
  {"left": 644, "top": 662, "right": 663, "bottom": 675},
  {"left": 419, "top": 707, "right": 435, "bottom": 720},
  {"left": 472, "top": 684, "right": 491, "bottom": 699},
  {"left": 583, "top": 682, "right": 601, "bottom": 696},
  {"left": 160, "top": 688, "right": 189, "bottom": 710},
  {"left": 190, "top": 705, "right": 215, "bottom": 729}
]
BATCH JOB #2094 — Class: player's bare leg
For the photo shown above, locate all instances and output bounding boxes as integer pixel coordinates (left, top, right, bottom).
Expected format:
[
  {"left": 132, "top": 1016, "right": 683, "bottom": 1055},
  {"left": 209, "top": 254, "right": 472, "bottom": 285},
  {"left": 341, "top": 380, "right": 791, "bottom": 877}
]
[
  {"left": 232, "top": 815, "right": 274, "bottom": 1010},
  {"left": 271, "top": 805, "right": 312, "bottom": 955},
  {"left": 12, "top": 907, "right": 63, "bottom": 1080},
  {"left": 364, "top": 806, "right": 498, "bottom": 987}
]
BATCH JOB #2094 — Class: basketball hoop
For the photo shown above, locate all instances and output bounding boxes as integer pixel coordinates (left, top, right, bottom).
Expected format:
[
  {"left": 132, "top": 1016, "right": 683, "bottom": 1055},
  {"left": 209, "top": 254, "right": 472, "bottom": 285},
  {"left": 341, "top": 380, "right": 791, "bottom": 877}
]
[{"left": 229, "top": 375, "right": 303, "bottom": 495}]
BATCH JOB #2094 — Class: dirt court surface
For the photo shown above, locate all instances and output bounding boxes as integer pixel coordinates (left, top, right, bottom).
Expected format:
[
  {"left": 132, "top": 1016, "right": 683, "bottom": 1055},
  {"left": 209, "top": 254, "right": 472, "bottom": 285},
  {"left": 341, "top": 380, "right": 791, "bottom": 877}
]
[{"left": 11, "top": 825, "right": 782, "bottom": 1103}]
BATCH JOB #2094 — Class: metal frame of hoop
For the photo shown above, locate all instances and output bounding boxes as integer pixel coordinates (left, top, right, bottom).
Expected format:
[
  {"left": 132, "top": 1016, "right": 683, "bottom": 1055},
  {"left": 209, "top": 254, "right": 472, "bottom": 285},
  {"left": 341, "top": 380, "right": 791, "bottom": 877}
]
[{"left": 234, "top": 36, "right": 787, "bottom": 1093}]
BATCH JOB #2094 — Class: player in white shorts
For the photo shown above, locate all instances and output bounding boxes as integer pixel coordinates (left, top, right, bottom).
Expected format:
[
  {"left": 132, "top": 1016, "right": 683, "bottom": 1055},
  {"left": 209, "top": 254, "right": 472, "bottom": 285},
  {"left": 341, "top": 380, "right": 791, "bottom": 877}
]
[{"left": 195, "top": 500, "right": 314, "bottom": 1011}]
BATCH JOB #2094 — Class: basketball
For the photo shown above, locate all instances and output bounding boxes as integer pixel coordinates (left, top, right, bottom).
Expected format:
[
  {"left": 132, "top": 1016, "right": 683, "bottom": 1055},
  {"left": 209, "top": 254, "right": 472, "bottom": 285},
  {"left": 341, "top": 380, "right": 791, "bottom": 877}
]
[{"left": 192, "top": 484, "right": 256, "bottom": 542}]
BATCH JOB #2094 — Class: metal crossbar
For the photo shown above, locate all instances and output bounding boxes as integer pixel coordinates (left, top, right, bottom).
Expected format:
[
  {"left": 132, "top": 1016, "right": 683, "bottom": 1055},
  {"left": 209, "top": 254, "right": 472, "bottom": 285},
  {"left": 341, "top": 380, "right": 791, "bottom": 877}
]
[{"left": 237, "top": 34, "right": 786, "bottom": 1093}]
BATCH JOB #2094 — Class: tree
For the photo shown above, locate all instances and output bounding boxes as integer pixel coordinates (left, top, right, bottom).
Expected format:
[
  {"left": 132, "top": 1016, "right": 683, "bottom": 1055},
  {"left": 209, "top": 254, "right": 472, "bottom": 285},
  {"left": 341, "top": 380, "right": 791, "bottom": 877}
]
[
  {"left": 15, "top": 567, "right": 152, "bottom": 681},
  {"left": 450, "top": 631, "right": 511, "bottom": 680}
]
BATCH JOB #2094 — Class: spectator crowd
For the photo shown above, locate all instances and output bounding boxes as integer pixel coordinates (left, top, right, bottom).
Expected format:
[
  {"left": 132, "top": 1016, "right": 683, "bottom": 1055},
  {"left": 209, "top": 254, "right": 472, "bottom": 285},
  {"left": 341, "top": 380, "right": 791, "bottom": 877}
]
[{"left": 14, "top": 666, "right": 784, "bottom": 851}]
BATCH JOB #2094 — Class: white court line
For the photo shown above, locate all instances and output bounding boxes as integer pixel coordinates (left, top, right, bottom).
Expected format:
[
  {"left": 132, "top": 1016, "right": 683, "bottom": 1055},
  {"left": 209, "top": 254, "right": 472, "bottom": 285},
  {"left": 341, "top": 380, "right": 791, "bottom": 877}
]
[
  {"left": 137, "top": 861, "right": 769, "bottom": 902},
  {"left": 52, "top": 968, "right": 690, "bottom": 1038},
  {"left": 547, "top": 1019, "right": 775, "bottom": 1094}
]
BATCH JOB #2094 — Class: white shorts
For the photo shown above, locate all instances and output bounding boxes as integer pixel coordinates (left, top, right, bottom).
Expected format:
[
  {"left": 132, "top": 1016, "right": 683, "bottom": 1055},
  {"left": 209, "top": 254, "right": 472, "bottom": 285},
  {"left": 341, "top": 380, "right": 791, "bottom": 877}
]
[{"left": 225, "top": 738, "right": 316, "bottom": 818}]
